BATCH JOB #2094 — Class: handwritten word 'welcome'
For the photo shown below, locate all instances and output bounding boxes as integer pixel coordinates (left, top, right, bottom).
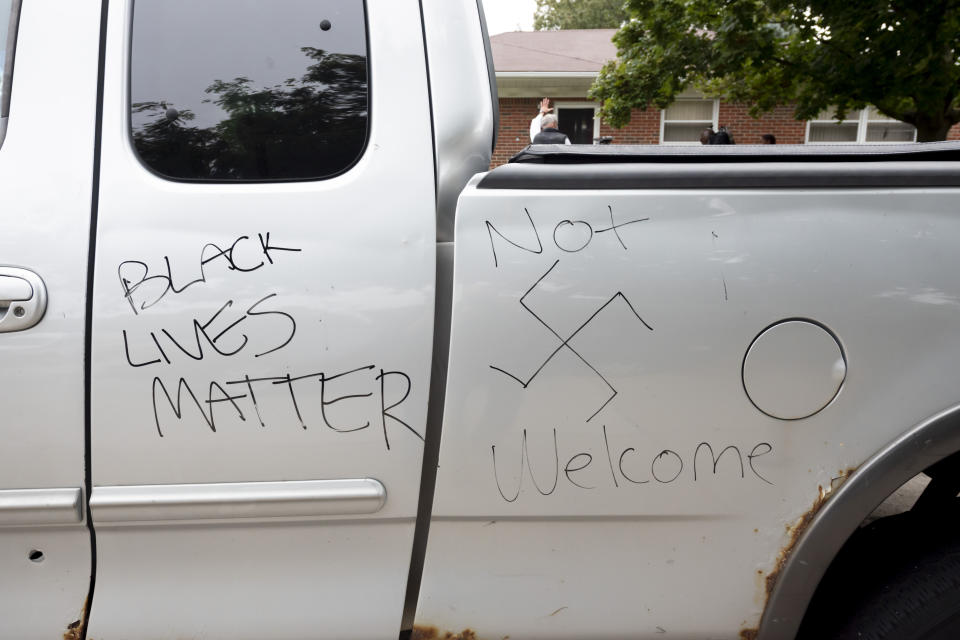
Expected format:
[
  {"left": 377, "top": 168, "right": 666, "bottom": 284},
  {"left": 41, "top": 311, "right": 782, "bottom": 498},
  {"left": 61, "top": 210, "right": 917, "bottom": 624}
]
[{"left": 492, "top": 425, "right": 773, "bottom": 502}]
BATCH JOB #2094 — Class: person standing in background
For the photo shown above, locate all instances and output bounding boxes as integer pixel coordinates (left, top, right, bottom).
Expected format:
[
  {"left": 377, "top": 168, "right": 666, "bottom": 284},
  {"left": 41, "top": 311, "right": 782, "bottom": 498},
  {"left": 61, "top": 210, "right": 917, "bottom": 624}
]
[
  {"left": 711, "top": 127, "right": 734, "bottom": 144},
  {"left": 530, "top": 98, "right": 570, "bottom": 144},
  {"left": 530, "top": 98, "right": 552, "bottom": 142},
  {"left": 533, "top": 114, "right": 571, "bottom": 144}
]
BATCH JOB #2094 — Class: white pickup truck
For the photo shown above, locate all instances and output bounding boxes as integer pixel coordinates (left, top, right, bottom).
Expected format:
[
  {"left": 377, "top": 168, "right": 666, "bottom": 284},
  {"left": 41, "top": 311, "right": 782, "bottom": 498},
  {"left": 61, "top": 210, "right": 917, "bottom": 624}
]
[{"left": 3, "top": 1, "right": 960, "bottom": 639}]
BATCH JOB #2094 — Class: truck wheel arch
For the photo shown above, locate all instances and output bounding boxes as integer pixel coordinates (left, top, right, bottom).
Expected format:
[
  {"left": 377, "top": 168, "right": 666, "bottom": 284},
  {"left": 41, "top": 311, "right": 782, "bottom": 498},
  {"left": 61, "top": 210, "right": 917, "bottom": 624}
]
[{"left": 759, "top": 403, "right": 960, "bottom": 639}]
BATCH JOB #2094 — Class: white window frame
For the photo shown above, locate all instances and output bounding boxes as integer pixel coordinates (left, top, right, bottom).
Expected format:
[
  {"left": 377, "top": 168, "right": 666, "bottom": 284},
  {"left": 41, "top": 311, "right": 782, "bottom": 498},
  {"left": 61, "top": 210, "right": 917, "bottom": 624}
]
[
  {"left": 660, "top": 99, "right": 719, "bottom": 145},
  {"left": 806, "top": 107, "right": 917, "bottom": 144},
  {"left": 554, "top": 101, "right": 601, "bottom": 143}
]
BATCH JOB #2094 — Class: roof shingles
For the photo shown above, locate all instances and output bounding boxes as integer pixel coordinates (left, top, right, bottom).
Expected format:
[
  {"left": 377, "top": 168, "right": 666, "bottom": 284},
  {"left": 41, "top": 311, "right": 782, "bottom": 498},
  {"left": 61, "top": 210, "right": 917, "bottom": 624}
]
[{"left": 490, "top": 29, "right": 617, "bottom": 73}]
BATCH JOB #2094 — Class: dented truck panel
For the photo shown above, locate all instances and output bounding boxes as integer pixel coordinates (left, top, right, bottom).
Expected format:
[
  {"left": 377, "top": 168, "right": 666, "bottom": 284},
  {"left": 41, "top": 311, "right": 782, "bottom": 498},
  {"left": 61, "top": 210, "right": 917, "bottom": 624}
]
[{"left": 418, "top": 181, "right": 960, "bottom": 638}]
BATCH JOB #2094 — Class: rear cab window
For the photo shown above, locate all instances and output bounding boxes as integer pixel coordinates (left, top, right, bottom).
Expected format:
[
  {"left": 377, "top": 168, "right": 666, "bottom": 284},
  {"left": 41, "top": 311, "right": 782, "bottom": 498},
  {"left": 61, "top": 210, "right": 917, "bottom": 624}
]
[{"left": 129, "top": 0, "right": 369, "bottom": 182}]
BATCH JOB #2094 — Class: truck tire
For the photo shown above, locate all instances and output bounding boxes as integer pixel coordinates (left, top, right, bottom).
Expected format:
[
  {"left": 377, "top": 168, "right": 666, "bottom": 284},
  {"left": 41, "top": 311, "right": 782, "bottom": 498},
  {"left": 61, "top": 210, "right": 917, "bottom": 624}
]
[{"left": 798, "top": 505, "right": 960, "bottom": 640}]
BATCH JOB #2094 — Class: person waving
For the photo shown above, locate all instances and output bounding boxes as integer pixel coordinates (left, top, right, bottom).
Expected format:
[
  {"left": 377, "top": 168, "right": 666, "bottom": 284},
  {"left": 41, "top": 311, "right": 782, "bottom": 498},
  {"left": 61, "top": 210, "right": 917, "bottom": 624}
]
[{"left": 529, "top": 98, "right": 571, "bottom": 144}]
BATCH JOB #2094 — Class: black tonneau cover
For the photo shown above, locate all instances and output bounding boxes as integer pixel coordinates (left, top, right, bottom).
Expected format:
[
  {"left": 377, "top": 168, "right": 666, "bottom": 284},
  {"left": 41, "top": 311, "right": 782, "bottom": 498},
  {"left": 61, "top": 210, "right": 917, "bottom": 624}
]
[
  {"left": 477, "top": 141, "right": 960, "bottom": 190},
  {"left": 508, "top": 141, "right": 960, "bottom": 164}
]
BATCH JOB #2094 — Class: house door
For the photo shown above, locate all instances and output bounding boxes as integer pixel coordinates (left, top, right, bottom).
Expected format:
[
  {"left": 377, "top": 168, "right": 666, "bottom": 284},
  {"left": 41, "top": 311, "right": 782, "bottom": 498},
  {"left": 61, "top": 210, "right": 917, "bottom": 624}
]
[{"left": 558, "top": 107, "right": 596, "bottom": 144}]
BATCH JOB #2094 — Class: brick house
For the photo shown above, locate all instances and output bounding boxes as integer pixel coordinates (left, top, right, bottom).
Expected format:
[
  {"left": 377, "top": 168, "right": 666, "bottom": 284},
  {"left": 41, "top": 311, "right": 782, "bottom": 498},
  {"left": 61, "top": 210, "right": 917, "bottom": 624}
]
[{"left": 490, "top": 29, "right": 960, "bottom": 167}]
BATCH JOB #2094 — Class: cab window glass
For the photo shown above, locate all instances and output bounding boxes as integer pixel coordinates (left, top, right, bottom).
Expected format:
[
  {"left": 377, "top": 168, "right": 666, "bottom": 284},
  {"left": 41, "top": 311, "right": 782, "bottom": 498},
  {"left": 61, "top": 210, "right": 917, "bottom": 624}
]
[{"left": 130, "top": 0, "right": 369, "bottom": 182}]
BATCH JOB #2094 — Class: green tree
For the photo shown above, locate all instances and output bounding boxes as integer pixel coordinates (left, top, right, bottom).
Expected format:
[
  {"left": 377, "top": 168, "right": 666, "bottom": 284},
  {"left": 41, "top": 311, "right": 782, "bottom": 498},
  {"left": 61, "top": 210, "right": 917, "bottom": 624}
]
[
  {"left": 533, "top": 0, "right": 628, "bottom": 30},
  {"left": 589, "top": 0, "right": 960, "bottom": 141}
]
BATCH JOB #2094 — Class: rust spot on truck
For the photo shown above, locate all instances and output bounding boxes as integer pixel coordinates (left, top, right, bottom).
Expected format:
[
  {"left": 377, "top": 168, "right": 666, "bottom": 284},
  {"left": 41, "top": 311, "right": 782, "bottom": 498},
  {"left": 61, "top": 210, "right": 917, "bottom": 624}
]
[
  {"left": 764, "top": 467, "right": 857, "bottom": 600},
  {"left": 743, "top": 468, "right": 857, "bottom": 640},
  {"left": 63, "top": 594, "right": 90, "bottom": 640},
  {"left": 763, "top": 485, "right": 830, "bottom": 599},
  {"left": 63, "top": 619, "right": 82, "bottom": 640},
  {"left": 411, "top": 625, "right": 479, "bottom": 640}
]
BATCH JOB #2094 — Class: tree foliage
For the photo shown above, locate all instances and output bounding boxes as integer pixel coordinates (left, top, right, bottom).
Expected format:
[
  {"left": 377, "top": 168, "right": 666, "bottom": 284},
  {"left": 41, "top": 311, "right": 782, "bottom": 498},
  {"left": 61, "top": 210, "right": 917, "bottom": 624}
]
[
  {"left": 533, "top": 0, "right": 628, "bottom": 30},
  {"left": 589, "top": 0, "right": 960, "bottom": 141}
]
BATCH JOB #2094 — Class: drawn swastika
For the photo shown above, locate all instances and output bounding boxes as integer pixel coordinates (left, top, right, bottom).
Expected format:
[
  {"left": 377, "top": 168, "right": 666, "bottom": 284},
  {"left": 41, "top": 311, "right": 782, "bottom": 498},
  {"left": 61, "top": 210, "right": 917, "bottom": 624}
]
[{"left": 490, "top": 258, "right": 654, "bottom": 422}]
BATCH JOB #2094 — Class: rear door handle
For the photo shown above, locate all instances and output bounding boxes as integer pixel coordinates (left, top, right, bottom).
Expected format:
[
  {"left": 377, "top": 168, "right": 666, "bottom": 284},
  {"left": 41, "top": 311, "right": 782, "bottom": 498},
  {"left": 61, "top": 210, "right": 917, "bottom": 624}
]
[{"left": 0, "top": 267, "right": 47, "bottom": 332}]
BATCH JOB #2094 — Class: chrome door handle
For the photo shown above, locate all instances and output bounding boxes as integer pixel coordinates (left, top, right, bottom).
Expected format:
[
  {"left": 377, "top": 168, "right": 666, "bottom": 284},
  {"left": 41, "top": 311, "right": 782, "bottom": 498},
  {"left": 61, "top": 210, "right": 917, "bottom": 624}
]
[{"left": 0, "top": 267, "right": 47, "bottom": 332}]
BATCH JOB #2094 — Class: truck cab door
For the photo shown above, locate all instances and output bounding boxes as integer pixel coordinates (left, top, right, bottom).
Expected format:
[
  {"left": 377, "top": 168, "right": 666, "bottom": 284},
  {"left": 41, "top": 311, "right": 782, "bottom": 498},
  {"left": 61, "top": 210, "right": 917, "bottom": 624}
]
[
  {"left": 0, "top": 1, "right": 99, "bottom": 636},
  {"left": 87, "top": 1, "right": 435, "bottom": 637}
]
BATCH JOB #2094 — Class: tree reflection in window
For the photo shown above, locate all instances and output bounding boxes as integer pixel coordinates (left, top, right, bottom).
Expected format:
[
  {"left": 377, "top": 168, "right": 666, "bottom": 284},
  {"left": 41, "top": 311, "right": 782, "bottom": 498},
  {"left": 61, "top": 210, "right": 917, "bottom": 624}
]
[{"left": 132, "top": 46, "right": 367, "bottom": 181}]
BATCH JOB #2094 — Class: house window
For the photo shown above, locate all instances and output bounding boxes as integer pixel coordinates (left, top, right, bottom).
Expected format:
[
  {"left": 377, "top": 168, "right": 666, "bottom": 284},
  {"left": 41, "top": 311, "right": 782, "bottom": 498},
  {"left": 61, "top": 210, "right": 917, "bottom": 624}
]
[
  {"left": 806, "top": 107, "right": 916, "bottom": 144},
  {"left": 865, "top": 108, "right": 916, "bottom": 142},
  {"left": 661, "top": 99, "right": 718, "bottom": 144},
  {"left": 130, "top": 0, "right": 369, "bottom": 182}
]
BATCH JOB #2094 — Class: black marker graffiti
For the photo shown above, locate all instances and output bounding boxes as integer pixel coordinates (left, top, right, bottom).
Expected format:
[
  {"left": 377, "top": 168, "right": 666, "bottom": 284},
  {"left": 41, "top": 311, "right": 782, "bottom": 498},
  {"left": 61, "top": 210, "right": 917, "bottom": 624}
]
[
  {"left": 553, "top": 220, "right": 593, "bottom": 253},
  {"left": 377, "top": 369, "right": 414, "bottom": 451},
  {"left": 490, "top": 259, "right": 653, "bottom": 422},
  {"left": 491, "top": 428, "right": 559, "bottom": 502},
  {"left": 120, "top": 235, "right": 423, "bottom": 454},
  {"left": 122, "top": 293, "right": 296, "bottom": 366},
  {"left": 491, "top": 423, "right": 774, "bottom": 502},
  {"left": 693, "top": 442, "right": 745, "bottom": 481},
  {"left": 486, "top": 206, "right": 649, "bottom": 267},
  {"left": 711, "top": 230, "right": 729, "bottom": 302},
  {"left": 600, "top": 205, "right": 648, "bottom": 250},
  {"left": 118, "top": 232, "right": 301, "bottom": 315},
  {"left": 481, "top": 208, "right": 777, "bottom": 503},
  {"left": 486, "top": 208, "right": 543, "bottom": 268},
  {"left": 151, "top": 365, "right": 421, "bottom": 451}
]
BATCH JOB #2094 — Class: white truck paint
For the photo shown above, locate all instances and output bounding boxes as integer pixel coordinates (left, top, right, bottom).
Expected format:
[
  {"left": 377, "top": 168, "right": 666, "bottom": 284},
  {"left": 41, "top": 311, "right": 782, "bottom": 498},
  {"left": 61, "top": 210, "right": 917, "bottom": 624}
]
[
  {"left": 419, "top": 184, "right": 960, "bottom": 638},
  {"left": 87, "top": 0, "right": 435, "bottom": 637},
  {"left": 0, "top": 1, "right": 959, "bottom": 639},
  {"left": 0, "top": 1, "right": 100, "bottom": 636}
]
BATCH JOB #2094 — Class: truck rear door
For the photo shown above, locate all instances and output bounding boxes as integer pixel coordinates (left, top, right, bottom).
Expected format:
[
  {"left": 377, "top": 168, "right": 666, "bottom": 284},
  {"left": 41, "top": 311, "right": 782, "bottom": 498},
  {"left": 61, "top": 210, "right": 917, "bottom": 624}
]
[
  {"left": 0, "top": 1, "right": 99, "bottom": 637},
  {"left": 87, "top": 1, "right": 435, "bottom": 637}
]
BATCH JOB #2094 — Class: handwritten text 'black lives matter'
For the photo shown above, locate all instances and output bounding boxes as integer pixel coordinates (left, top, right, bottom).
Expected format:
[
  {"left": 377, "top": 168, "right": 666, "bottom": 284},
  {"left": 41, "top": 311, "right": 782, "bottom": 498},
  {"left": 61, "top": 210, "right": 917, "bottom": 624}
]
[{"left": 117, "top": 233, "right": 421, "bottom": 450}]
